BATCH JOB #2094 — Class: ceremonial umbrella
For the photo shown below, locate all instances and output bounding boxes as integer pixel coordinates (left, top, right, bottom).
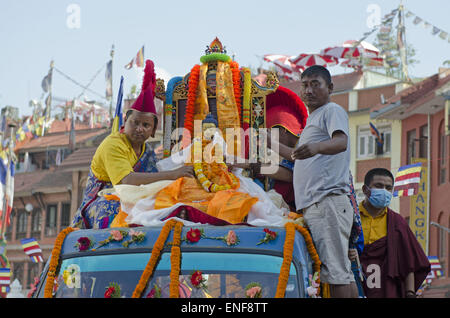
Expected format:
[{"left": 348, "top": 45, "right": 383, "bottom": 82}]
[
  {"left": 340, "top": 57, "right": 384, "bottom": 69},
  {"left": 342, "top": 40, "right": 380, "bottom": 58},
  {"left": 320, "top": 46, "right": 361, "bottom": 59},
  {"left": 263, "top": 54, "right": 304, "bottom": 74},
  {"left": 289, "top": 53, "right": 338, "bottom": 69}
]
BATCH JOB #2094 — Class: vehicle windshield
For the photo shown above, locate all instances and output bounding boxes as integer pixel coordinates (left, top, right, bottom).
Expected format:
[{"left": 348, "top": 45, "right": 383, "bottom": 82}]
[{"left": 39, "top": 251, "right": 300, "bottom": 298}]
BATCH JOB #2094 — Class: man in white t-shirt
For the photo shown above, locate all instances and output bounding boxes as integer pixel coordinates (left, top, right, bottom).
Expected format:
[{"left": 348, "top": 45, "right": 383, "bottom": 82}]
[{"left": 292, "top": 65, "right": 357, "bottom": 298}]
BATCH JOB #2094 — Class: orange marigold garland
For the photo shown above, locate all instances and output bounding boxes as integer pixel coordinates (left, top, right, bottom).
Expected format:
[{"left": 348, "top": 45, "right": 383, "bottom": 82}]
[
  {"left": 169, "top": 221, "right": 183, "bottom": 298},
  {"left": 294, "top": 224, "right": 321, "bottom": 277},
  {"left": 132, "top": 219, "right": 177, "bottom": 298},
  {"left": 182, "top": 65, "right": 201, "bottom": 149},
  {"left": 275, "top": 222, "right": 322, "bottom": 298},
  {"left": 44, "top": 227, "right": 78, "bottom": 298},
  {"left": 275, "top": 222, "right": 295, "bottom": 298},
  {"left": 229, "top": 61, "right": 242, "bottom": 123}
]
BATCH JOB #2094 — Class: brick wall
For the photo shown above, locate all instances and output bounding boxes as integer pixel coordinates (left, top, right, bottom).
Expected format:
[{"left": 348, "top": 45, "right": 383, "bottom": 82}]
[
  {"left": 356, "top": 157, "right": 391, "bottom": 183},
  {"left": 357, "top": 85, "right": 396, "bottom": 110},
  {"left": 330, "top": 93, "right": 349, "bottom": 111}
]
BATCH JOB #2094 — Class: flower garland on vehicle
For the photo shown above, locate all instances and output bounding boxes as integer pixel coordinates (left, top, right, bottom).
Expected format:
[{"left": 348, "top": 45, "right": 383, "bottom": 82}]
[
  {"left": 183, "top": 228, "right": 239, "bottom": 246},
  {"left": 122, "top": 229, "right": 146, "bottom": 248},
  {"left": 44, "top": 227, "right": 78, "bottom": 298},
  {"left": 257, "top": 228, "right": 278, "bottom": 245},
  {"left": 146, "top": 284, "right": 162, "bottom": 298},
  {"left": 132, "top": 219, "right": 178, "bottom": 298},
  {"left": 95, "top": 229, "right": 128, "bottom": 250},
  {"left": 275, "top": 222, "right": 321, "bottom": 298},
  {"left": 190, "top": 270, "right": 207, "bottom": 290},
  {"left": 169, "top": 221, "right": 183, "bottom": 298},
  {"left": 245, "top": 282, "right": 262, "bottom": 298},
  {"left": 294, "top": 223, "right": 321, "bottom": 278},
  {"left": 104, "top": 282, "right": 121, "bottom": 298},
  {"left": 75, "top": 236, "right": 94, "bottom": 251}
]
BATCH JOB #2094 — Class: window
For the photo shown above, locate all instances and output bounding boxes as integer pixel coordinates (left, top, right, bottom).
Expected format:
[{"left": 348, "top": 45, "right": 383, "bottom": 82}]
[
  {"left": 419, "top": 125, "right": 428, "bottom": 159},
  {"left": 438, "top": 120, "right": 447, "bottom": 185},
  {"left": 61, "top": 203, "right": 71, "bottom": 228},
  {"left": 45, "top": 252, "right": 299, "bottom": 298},
  {"left": 358, "top": 125, "right": 391, "bottom": 158},
  {"left": 45, "top": 204, "right": 58, "bottom": 236},
  {"left": 4, "top": 210, "right": 13, "bottom": 241},
  {"left": 28, "top": 263, "right": 41, "bottom": 287},
  {"left": 13, "top": 262, "right": 24, "bottom": 284},
  {"left": 31, "top": 209, "right": 41, "bottom": 238},
  {"left": 407, "top": 129, "right": 417, "bottom": 164},
  {"left": 16, "top": 210, "right": 28, "bottom": 240}
]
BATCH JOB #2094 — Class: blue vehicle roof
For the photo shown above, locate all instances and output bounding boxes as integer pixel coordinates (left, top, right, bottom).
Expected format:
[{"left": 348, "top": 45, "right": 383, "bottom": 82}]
[
  {"left": 62, "top": 225, "right": 312, "bottom": 264},
  {"left": 36, "top": 224, "right": 315, "bottom": 298}
]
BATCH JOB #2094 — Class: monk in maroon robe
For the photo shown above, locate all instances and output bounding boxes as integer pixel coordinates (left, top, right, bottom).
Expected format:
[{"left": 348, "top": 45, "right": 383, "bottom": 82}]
[{"left": 359, "top": 168, "right": 430, "bottom": 298}]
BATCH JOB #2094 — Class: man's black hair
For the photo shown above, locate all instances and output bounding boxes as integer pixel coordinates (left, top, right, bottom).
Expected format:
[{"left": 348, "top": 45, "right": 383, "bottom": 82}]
[
  {"left": 301, "top": 65, "right": 332, "bottom": 85},
  {"left": 364, "top": 168, "right": 394, "bottom": 186},
  {"left": 125, "top": 109, "right": 158, "bottom": 126},
  {"left": 125, "top": 109, "right": 134, "bottom": 119}
]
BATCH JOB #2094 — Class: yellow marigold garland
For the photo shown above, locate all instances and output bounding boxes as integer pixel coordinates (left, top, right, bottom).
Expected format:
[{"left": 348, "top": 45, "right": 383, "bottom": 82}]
[
  {"left": 169, "top": 221, "right": 183, "bottom": 298},
  {"left": 44, "top": 227, "right": 78, "bottom": 298},
  {"left": 193, "top": 161, "right": 239, "bottom": 192},
  {"left": 275, "top": 222, "right": 322, "bottom": 298},
  {"left": 132, "top": 219, "right": 177, "bottom": 298}
]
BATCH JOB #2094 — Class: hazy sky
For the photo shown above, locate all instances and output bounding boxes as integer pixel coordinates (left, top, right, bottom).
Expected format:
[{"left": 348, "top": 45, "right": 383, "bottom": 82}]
[{"left": 1, "top": 0, "right": 449, "bottom": 116}]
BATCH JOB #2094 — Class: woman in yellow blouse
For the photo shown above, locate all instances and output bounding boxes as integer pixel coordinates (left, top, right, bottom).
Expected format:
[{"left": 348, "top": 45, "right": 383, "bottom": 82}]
[{"left": 71, "top": 60, "right": 194, "bottom": 229}]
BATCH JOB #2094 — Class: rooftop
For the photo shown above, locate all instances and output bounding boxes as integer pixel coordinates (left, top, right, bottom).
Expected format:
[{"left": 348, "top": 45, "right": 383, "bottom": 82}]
[
  {"left": 15, "top": 128, "right": 108, "bottom": 153},
  {"left": 370, "top": 70, "right": 450, "bottom": 120}
]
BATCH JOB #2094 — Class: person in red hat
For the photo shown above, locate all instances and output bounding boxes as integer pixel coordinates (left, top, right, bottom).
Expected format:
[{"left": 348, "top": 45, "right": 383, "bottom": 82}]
[
  {"left": 71, "top": 60, "right": 194, "bottom": 229},
  {"left": 250, "top": 86, "right": 308, "bottom": 211}
]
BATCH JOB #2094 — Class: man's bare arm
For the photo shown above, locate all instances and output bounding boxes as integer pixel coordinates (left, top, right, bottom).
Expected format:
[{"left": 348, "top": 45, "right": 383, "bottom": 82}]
[{"left": 292, "top": 131, "right": 347, "bottom": 160}]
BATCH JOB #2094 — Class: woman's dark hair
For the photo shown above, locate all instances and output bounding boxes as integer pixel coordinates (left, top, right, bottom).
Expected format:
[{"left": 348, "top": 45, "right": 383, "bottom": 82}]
[
  {"left": 301, "top": 65, "right": 332, "bottom": 85},
  {"left": 364, "top": 168, "right": 394, "bottom": 186}
]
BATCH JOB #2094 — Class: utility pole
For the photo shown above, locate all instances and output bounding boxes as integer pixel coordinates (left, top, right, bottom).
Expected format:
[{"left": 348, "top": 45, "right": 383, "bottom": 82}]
[
  {"left": 108, "top": 45, "right": 115, "bottom": 121},
  {"left": 42, "top": 60, "right": 54, "bottom": 136},
  {"left": 397, "top": 1, "right": 410, "bottom": 81},
  {"left": 69, "top": 98, "right": 76, "bottom": 152}
]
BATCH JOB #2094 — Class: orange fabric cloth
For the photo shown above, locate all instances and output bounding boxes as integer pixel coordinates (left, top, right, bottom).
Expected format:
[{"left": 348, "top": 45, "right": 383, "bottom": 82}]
[
  {"left": 155, "top": 176, "right": 257, "bottom": 224},
  {"left": 106, "top": 194, "right": 129, "bottom": 227},
  {"left": 110, "top": 208, "right": 129, "bottom": 228}
]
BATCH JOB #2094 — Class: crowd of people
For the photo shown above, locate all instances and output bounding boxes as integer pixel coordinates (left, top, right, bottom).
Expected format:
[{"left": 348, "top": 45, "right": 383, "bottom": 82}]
[{"left": 70, "top": 60, "right": 430, "bottom": 298}]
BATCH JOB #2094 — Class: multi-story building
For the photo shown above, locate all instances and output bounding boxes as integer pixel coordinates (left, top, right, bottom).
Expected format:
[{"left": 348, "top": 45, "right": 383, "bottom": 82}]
[
  {"left": 370, "top": 68, "right": 450, "bottom": 296},
  {"left": 4, "top": 120, "right": 108, "bottom": 292},
  {"left": 3, "top": 98, "right": 164, "bottom": 295}
]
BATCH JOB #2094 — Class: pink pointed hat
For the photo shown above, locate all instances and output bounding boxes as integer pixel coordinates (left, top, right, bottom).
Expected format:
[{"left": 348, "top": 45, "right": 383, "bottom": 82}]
[{"left": 130, "top": 59, "right": 157, "bottom": 114}]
